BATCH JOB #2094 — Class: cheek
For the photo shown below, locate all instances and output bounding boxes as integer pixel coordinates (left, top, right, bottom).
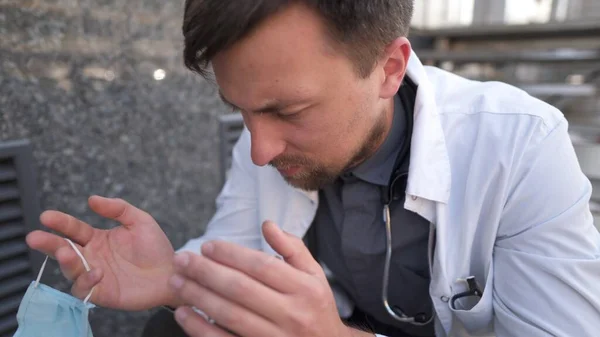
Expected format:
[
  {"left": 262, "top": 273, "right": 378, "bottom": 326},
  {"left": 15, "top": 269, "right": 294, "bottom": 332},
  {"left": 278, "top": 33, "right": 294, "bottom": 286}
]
[
  {"left": 295, "top": 112, "right": 362, "bottom": 166},
  {"left": 284, "top": 82, "right": 374, "bottom": 159},
  {"left": 286, "top": 118, "right": 337, "bottom": 154},
  {"left": 336, "top": 90, "right": 373, "bottom": 140},
  {"left": 281, "top": 113, "right": 349, "bottom": 166}
]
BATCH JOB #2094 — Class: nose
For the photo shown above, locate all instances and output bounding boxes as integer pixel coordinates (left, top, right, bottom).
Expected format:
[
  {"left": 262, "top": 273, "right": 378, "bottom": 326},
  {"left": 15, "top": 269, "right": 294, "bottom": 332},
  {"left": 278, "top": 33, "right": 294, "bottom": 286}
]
[{"left": 246, "top": 116, "right": 286, "bottom": 167}]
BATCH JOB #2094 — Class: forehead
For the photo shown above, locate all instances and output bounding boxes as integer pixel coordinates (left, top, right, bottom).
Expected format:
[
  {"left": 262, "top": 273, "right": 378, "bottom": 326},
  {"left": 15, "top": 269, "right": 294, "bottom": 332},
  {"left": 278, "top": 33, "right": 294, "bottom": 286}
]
[{"left": 210, "top": 4, "right": 354, "bottom": 105}]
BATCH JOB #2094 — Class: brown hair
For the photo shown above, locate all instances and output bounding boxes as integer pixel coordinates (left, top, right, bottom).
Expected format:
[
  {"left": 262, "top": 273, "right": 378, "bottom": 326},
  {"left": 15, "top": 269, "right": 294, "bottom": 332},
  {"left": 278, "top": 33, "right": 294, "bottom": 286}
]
[{"left": 182, "top": 0, "right": 414, "bottom": 79}]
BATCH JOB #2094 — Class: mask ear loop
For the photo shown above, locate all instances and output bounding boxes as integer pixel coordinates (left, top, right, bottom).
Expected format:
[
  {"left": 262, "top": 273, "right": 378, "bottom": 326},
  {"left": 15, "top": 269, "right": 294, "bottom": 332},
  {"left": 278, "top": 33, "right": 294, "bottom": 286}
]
[
  {"left": 34, "top": 256, "right": 49, "bottom": 288},
  {"left": 33, "top": 238, "right": 95, "bottom": 304}
]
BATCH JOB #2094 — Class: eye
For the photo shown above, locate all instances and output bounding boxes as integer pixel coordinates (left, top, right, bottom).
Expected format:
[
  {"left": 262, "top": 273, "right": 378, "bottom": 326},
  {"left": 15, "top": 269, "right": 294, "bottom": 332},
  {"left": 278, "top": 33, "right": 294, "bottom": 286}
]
[{"left": 277, "top": 110, "right": 302, "bottom": 121}]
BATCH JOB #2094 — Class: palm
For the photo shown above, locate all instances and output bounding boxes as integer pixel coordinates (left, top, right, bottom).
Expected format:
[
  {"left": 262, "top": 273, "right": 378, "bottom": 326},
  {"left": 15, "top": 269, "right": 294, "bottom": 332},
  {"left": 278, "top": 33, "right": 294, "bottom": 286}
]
[
  {"left": 84, "top": 220, "right": 174, "bottom": 309},
  {"left": 27, "top": 196, "right": 178, "bottom": 311}
]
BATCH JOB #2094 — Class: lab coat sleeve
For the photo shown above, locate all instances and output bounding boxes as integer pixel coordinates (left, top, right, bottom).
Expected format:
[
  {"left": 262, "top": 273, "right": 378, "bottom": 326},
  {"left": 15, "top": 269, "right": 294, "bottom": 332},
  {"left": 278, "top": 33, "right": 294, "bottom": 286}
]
[
  {"left": 177, "top": 128, "right": 263, "bottom": 253},
  {"left": 493, "top": 118, "right": 600, "bottom": 336}
]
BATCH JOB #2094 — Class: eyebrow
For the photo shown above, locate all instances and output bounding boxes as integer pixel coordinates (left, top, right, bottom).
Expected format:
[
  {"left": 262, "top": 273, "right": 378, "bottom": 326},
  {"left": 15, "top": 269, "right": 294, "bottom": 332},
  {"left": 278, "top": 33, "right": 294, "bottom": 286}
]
[{"left": 218, "top": 91, "right": 292, "bottom": 114}]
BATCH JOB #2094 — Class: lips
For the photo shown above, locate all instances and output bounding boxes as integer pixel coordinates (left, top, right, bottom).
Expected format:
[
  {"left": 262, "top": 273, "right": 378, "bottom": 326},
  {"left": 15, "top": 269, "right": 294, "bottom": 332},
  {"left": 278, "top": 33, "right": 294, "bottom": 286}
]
[{"left": 277, "top": 166, "right": 300, "bottom": 177}]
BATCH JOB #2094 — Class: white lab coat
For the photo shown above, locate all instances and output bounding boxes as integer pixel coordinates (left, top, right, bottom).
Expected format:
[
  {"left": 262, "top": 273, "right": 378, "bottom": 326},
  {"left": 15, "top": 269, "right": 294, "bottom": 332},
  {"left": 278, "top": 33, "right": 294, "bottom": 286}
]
[{"left": 179, "top": 51, "right": 600, "bottom": 336}]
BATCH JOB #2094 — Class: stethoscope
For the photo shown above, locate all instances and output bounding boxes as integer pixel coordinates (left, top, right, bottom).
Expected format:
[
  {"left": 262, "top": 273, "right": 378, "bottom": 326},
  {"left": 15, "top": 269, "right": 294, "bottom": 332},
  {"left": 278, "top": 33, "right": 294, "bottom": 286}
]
[
  {"left": 379, "top": 77, "right": 482, "bottom": 325},
  {"left": 378, "top": 76, "right": 435, "bottom": 326}
]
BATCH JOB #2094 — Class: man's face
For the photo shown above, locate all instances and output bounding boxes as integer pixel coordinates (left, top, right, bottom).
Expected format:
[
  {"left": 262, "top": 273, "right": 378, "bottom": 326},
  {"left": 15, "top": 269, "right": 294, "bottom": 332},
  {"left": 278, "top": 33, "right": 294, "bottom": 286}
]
[{"left": 212, "top": 4, "right": 397, "bottom": 191}]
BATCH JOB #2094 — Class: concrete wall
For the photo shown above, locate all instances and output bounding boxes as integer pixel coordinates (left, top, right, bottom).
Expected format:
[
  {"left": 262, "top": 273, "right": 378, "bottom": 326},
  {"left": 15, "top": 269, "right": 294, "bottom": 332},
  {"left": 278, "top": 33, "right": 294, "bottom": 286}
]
[{"left": 0, "top": 0, "right": 225, "bottom": 336}]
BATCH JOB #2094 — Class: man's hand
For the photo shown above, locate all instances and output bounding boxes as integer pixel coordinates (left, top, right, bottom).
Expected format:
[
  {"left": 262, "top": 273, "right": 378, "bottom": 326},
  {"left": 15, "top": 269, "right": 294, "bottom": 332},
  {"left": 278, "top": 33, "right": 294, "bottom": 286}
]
[
  {"left": 169, "top": 221, "right": 374, "bottom": 337},
  {"left": 26, "top": 196, "right": 178, "bottom": 310}
]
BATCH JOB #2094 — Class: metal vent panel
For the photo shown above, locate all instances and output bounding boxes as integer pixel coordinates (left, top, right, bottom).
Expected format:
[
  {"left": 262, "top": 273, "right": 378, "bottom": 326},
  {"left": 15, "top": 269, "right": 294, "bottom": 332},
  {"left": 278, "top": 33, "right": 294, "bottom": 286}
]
[{"left": 0, "top": 140, "right": 41, "bottom": 337}]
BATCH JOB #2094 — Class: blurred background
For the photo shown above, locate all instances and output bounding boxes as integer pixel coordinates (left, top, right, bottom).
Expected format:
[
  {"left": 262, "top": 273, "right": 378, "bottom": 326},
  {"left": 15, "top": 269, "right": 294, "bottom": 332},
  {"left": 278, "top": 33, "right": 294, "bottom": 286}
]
[{"left": 0, "top": 0, "right": 599, "bottom": 336}]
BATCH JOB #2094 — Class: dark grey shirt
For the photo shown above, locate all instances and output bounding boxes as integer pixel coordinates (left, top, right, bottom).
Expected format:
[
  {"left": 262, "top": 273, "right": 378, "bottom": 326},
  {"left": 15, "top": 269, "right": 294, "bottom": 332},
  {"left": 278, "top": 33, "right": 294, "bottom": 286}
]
[{"left": 312, "top": 91, "right": 434, "bottom": 336}]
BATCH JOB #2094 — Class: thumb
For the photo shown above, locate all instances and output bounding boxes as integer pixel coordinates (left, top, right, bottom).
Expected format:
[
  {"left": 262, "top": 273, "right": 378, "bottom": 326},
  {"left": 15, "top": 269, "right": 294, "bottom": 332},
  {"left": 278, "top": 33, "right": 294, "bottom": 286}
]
[
  {"left": 88, "top": 195, "right": 155, "bottom": 227},
  {"left": 262, "top": 221, "right": 322, "bottom": 276}
]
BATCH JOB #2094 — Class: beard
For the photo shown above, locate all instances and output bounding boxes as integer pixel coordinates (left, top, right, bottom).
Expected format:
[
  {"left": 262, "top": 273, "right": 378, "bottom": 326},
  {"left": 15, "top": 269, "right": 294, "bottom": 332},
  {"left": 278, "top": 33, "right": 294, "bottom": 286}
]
[
  {"left": 269, "top": 109, "right": 388, "bottom": 191},
  {"left": 270, "top": 155, "right": 337, "bottom": 191}
]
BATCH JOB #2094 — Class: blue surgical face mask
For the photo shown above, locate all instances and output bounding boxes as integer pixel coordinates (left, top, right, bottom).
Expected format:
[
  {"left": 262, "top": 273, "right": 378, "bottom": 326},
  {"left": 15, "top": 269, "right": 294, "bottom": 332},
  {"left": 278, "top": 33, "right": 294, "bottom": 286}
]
[{"left": 13, "top": 239, "right": 95, "bottom": 337}]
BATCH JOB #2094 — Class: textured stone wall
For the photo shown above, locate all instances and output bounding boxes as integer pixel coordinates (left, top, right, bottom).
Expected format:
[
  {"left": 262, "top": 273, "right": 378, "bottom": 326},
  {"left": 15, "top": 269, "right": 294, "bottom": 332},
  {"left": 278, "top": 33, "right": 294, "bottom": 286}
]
[{"left": 0, "top": 0, "right": 226, "bottom": 336}]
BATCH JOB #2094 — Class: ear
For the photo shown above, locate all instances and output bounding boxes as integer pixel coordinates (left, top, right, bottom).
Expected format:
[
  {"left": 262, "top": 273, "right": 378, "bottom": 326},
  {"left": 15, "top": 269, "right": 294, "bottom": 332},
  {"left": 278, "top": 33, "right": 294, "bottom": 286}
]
[{"left": 379, "top": 37, "right": 411, "bottom": 99}]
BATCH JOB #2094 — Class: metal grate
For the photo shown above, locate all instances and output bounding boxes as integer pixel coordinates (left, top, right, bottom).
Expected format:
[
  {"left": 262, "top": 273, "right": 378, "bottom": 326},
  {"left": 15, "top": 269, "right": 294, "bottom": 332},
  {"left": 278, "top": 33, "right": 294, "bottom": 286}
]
[
  {"left": 218, "top": 113, "right": 245, "bottom": 187},
  {"left": 0, "top": 140, "right": 41, "bottom": 337}
]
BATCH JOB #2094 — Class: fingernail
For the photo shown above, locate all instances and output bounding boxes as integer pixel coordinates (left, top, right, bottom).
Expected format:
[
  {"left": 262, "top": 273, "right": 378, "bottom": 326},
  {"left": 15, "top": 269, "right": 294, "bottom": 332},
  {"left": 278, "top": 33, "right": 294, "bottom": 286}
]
[
  {"left": 169, "top": 274, "right": 185, "bottom": 289},
  {"left": 202, "top": 242, "right": 214, "bottom": 255},
  {"left": 174, "top": 253, "right": 189, "bottom": 267},
  {"left": 175, "top": 307, "right": 188, "bottom": 322}
]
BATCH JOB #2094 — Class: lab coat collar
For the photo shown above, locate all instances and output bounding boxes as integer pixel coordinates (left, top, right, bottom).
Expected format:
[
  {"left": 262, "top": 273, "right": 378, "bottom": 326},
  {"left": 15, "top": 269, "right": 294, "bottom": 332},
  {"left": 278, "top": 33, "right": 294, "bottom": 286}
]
[{"left": 404, "top": 50, "right": 451, "bottom": 204}]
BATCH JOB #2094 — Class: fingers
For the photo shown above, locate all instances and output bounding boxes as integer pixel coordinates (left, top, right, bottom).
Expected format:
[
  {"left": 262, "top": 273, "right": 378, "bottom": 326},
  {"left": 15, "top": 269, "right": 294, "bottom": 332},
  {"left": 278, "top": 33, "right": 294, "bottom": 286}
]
[
  {"left": 173, "top": 252, "right": 287, "bottom": 319},
  {"left": 28, "top": 229, "right": 101, "bottom": 300},
  {"left": 71, "top": 268, "right": 103, "bottom": 301},
  {"left": 88, "top": 195, "right": 154, "bottom": 227},
  {"left": 199, "top": 240, "right": 312, "bottom": 294},
  {"left": 169, "top": 274, "right": 280, "bottom": 337},
  {"left": 39, "top": 211, "right": 94, "bottom": 246},
  {"left": 55, "top": 245, "right": 85, "bottom": 280},
  {"left": 26, "top": 230, "right": 70, "bottom": 258},
  {"left": 261, "top": 221, "right": 323, "bottom": 276},
  {"left": 27, "top": 231, "right": 88, "bottom": 281},
  {"left": 174, "top": 307, "right": 234, "bottom": 337}
]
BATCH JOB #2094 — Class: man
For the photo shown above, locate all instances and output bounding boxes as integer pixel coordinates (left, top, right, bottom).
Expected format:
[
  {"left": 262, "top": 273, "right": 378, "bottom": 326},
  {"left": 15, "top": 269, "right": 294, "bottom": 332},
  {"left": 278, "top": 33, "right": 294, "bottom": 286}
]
[{"left": 26, "top": 1, "right": 600, "bottom": 336}]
